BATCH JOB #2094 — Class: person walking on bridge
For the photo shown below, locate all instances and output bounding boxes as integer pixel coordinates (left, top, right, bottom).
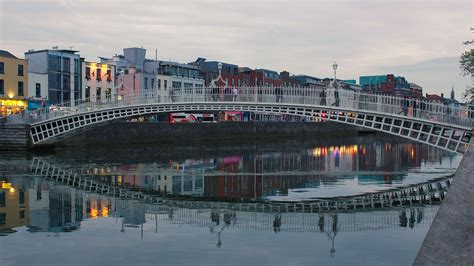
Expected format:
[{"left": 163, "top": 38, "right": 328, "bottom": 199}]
[{"left": 232, "top": 87, "right": 238, "bottom": 102}]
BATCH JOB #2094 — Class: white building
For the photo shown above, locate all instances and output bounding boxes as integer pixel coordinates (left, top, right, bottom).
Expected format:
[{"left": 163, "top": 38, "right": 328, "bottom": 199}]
[
  {"left": 27, "top": 72, "right": 48, "bottom": 101},
  {"left": 152, "top": 61, "right": 204, "bottom": 101}
]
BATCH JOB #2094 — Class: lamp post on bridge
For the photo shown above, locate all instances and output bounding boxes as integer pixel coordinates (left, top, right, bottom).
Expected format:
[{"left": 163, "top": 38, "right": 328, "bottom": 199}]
[{"left": 333, "top": 61, "right": 338, "bottom": 82}]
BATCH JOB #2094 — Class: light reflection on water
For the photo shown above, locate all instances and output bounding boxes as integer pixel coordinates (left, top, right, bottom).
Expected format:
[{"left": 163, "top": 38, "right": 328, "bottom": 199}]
[
  {"left": 59, "top": 137, "right": 460, "bottom": 201},
  {"left": 0, "top": 135, "right": 459, "bottom": 265}
]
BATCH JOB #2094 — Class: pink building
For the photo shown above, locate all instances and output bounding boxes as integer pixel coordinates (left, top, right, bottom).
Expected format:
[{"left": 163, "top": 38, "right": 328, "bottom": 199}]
[{"left": 116, "top": 66, "right": 142, "bottom": 100}]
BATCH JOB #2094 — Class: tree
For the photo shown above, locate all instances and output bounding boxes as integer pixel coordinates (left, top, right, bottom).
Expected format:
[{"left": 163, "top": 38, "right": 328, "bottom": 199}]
[
  {"left": 459, "top": 35, "right": 473, "bottom": 104},
  {"left": 461, "top": 85, "right": 473, "bottom": 103},
  {"left": 459, "top": 41, "right": 473, "bottom": 76}
]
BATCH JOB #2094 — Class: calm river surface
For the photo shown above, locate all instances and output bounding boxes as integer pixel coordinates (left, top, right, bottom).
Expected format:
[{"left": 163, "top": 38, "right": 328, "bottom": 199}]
[{"left": 0, "top": 134, "right": 460, "bottom": 266}]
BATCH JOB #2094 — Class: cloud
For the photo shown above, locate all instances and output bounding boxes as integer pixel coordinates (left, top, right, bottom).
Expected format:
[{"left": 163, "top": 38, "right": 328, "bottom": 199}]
[
  {"left": 379, "top": 56, "right": 470, "bottom": 98},
  {"left": 0, "top": 0, "right": 470, "bottom": 95}
]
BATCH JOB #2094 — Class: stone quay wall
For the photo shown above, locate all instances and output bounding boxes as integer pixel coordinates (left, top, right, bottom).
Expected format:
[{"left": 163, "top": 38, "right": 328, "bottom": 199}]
[
  {"left": 414, "top": 141, "right": 473, "bottom": 266},
  {"left": 55, "top": 121, "right": 372, "bottom": 147}
]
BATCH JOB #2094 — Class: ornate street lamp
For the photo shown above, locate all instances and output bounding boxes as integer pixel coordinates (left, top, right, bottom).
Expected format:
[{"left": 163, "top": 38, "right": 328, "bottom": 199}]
[{"left": 333, "top": 61, "right": 338, "bottom": 81}]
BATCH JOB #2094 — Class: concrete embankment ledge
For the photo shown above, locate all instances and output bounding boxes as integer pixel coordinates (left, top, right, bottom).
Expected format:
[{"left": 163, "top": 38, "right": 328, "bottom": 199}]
[{"left": 414, "top": 142, "right": 473, "bottom": 265}]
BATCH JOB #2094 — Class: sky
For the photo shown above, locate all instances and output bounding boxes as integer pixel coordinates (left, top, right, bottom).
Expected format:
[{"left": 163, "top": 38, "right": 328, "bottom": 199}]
[{"left": 0, "top": 0, "right": 471, "bottom": 99}]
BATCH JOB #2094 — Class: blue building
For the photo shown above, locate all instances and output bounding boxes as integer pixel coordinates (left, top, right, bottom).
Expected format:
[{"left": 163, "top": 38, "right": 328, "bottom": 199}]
[{"left": 25, "top": 48, "right": 82, "bottom": 105}]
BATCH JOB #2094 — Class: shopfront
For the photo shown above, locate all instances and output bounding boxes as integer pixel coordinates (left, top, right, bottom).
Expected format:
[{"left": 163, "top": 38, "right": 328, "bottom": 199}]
[
  {"left": 0, "top": 98, "right": 28, "bottom": 117},
  {"left": 224, "top": 111, "right": 243, "bottom": 121},
  {"left": 27, "top": 99, "right": 49, "bottom": 112}
]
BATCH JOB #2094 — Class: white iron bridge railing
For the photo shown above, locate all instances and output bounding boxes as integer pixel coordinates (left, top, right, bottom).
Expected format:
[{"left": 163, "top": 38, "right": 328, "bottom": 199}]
[{"left": 3, "top": 86, "right": 473, "bottom": 128}]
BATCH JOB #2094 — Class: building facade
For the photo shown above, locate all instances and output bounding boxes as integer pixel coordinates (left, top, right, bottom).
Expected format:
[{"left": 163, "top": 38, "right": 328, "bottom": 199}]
[
  {"left": 292, "top": 75, "right": 325, "bottom": 88},
  {"left": 0, "top": 181, "right": 29, "bottom": 233},
  {"left": 359, "top": 74, "right": 411, "bottom": 97},
  {"left": 409, "top": 83, "right": 423, "bottom": 98},
  {"left": 101, "top": 48, "right": 156, "bottom": 99},
  {"left": 0, "top": 50, "right": 28, "bottom": 117},
  {"left": 25, "top": 48, "right": 81, "bottom": 105},
  {"left": 153, "top": 61, "right": 204, "bottom": 101},
  {"left": 280, "top": 71, "right": 302, "bottom": 87},
  {"left": 194, "top": 59, "right": 242, "bottom": 87},
  {"left": 82, "top": 61, "right": 116, "bottom": 102}
]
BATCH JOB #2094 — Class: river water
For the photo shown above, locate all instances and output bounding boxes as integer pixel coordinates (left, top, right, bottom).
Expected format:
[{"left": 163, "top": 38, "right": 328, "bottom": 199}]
[{"left": 0, "top": 134, "right": 460, "bottom": 265}]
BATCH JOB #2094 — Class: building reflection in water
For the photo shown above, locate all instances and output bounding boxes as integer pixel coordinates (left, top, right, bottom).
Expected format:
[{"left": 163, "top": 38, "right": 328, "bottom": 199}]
[
  {"left": 1, "top": 177, "right": 437, "bottom": 258},
  {"left": 75, "top": 141, "right": 456, "bottom": 202},
  {"left": 0, "top": 181, "right": 28, "bottom": 236}
]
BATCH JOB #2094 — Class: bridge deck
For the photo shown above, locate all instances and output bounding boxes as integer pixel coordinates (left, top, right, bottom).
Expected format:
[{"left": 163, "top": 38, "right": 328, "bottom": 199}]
[{"left": 414, "top": 142, "right": 474, "bottom": 265}]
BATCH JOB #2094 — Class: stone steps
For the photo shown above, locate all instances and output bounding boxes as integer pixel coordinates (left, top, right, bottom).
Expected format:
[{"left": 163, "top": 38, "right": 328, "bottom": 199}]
[{"left": 0, "top": 124, "right": 31, "bottom": 150}]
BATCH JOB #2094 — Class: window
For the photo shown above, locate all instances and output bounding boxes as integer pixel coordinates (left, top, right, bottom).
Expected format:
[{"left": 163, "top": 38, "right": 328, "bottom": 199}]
[
  {"left": 0, "top": 192, "right": 5, "bottom": 207},
  {"left": 62, "top": 57, "right": 70, "bottom": 72},
  {"left": 96, "top": 87, "right": 101, "bottom": 102},
  {"left": 48, "top": 55, "right": 61, "bottom": 72},
  {"left": 18, "top": 81, "right": 24, "bottom": 96},
  {"left": 196, "top": 84, "right": 203, "bottom": 94},
  {"left": 49, "top": 90, "right": 61, "bottom": 105},
  {"left": 85, "top": 67, "right": 91, "bottom": 80},
  {"left": 74, "top": 59, "right": 80, "bottom": 74},
  {"left": 172, "top": 81, "right": 182, "bottom": 88},
  {"left": 96, "top": 68, "right": 101, "bottom": 81},
  {"left": 0, "top": 213, "right": 5, "bottom": 225},
  {"left": 37, "top": 189, "right": 42, "bottom": 201},
  {"left": 238, "top": 79, "right": 241, "bottom": 87},
  {"left": 62, "top": 75, "right": 70, "bottom": 91},
  {"left": 106, "top": 88, "right": 111, "bottom": 100},
  {"left": 157, "top": 79, "right": 161, "bottom": 89},
  {"left": 0, "top": 79, "right": 4, "bottom": 95},
  {"left": 20, "top": 210, "right": 25, "bottom": 219},
  {"left": 18, "top": 64, "right": 24, "bottom": 76},
  {"left": 106, "top": 69, "right": 112, "bottom": 82},
  {"left": 184, "top": 83, "right": 193, "bottom": 94},
  {"left": 85, "top": 86, "right": 90, "bottom": 101},
  {"left": 144, "top": 77, "right": 148, "bottom": 89},
  {"left": 19, "top": 191, "right": 25, "bottom": 205},
  {"left": 36, "top": 83, "right": 41, "bottom": 97},
  {"left": 151, "top": 78, "right": 155, "bottom": 90},
  {"left": 164, "top": 80, "right": 168, "bottom": 89},
  {"left": 0, "top": 62, "right": 4, "bottom": 74},
  {"left": 74, "top": 75, "right": 80, "bottom": 102}
]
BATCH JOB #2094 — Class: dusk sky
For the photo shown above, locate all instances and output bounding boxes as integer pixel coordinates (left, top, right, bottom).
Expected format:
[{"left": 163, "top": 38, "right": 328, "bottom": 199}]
[{"left": 0, "top": 0, "right": 471, "bottom": 98}]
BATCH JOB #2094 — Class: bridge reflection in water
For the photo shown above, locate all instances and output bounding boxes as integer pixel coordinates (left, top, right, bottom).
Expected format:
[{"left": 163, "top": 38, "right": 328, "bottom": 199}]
[
  {"left": 2, "top": 176, "right": 437, "bottom": 248},
  {"left": 57, "top": 138, "right": 456, "bottom": 201},
  {"left": 0, "top": 177, "right": 439, "bottom": 260},
  {"left": 29, "top": 158, "right": 451, "bottom": 213}
]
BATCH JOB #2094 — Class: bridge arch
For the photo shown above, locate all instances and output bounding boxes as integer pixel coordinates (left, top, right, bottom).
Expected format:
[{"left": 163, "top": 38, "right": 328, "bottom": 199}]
[{"left": 29, "top": 101, "right": 472, "bottom": 154}]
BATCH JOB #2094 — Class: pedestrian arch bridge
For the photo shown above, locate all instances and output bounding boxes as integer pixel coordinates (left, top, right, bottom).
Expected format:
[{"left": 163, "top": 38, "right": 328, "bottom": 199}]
[{"left": 8, "top": 87, "right": 473, "bottom": 154}]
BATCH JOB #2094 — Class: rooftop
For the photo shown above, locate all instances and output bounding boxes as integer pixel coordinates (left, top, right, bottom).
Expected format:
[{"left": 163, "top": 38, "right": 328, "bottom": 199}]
[
  {"left": 0, "top": 50, "right": 18, "bottom": 59},
  {"left": 25, "top": 49, "right": 79, "bottom": 55}
]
